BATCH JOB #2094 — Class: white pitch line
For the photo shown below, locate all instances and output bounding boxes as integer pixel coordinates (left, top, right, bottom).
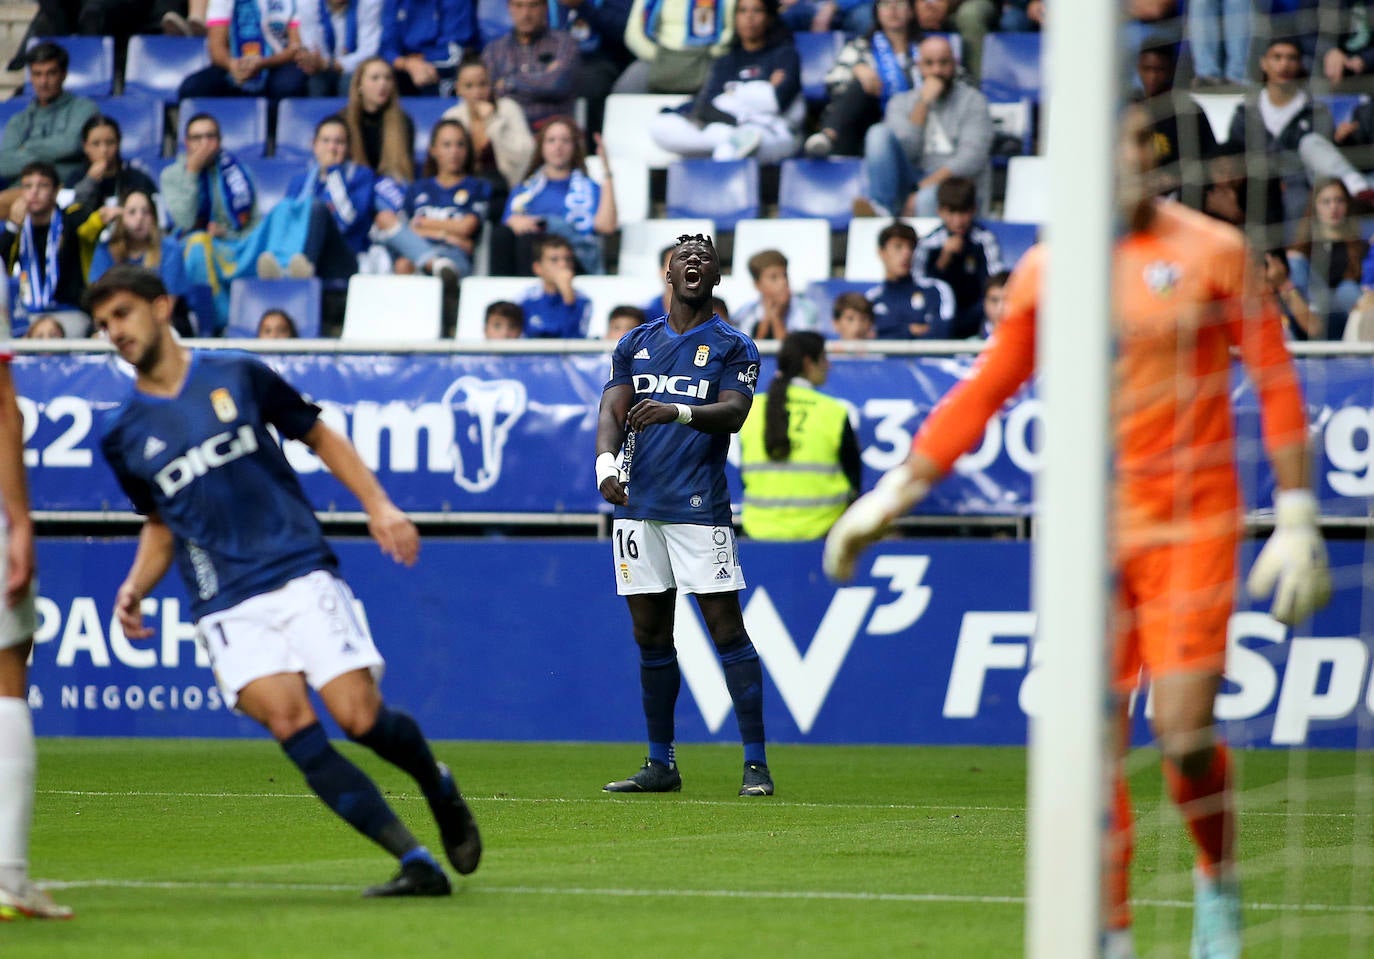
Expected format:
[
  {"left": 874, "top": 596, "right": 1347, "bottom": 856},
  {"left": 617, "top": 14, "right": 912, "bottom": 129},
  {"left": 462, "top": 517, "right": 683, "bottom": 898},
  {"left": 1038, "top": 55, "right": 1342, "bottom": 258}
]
[
  {"left": 34, "top": 789, "right": 1365, "bottom": 817},
  {"left": 33, "top": 878, "right": 1374, "bottom": 915}
]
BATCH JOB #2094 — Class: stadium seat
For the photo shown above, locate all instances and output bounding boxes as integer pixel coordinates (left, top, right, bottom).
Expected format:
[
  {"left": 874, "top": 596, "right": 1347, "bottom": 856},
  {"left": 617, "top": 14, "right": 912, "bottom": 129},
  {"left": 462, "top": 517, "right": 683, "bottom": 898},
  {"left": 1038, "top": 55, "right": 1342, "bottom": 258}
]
[
  {"left": 342, "top": 274, "right": 444, "bottom": 340},
  {"left": 777, "top": 157, "right": 866, "bottom": 230},
  {"left": 408, "top": 97, "right": 455, "bottom": 164},
  {"left": 796, "top": 31, "right": 843, "bottom": 105},
  {"left": 984, "top": 220, "right": 1038, "bottom": 270},
  {"left": 602, "top": 94, "right": 691, "bottom": 171},
  {"left": 1188, "top": 92, "right": 1242, "bottom": 143},
  {"left": 731, "top": 218, "right": 831, "bottom": 288},
  {"left": 843, "top": 216, "right": 939, "bottom": 280},
  {"left": 665, "top": 159, "right": 759, "bottom": 230},
  {"left": 226, "top": 277, "right": 322, "bottom": 338},
  {"left": 987, "top": 99, "right": 1034, "bottom": 164},
  {"left": 273, "top": 97, "right": 348, "bottom": 159},
  {"left": 714, "top": 274, "right": 757, "bottom": 318},
  {"left": 26, "top": 36, "right": 113, "bottom": 97},
  {"left": 980, "top": 32, "right": 1042, "bottom": 103},
  {"left": 1321, "top": 93, "right": 1366, "bottom": 128},
  {"left": 805, "top": 278, "right": 873, "bottom": 334},
  {"left": 454, "top": 275, "right": 536, "bottom": 341},
  {"left": 594, "top": 153, "right": 649, "bottom": 224},
  {"left": 0, "top": 98, "right": 27, "bottom": 132},
  {"left": 478, "top": 0, "right": 513, "bottom": 42},
  {"left": 617, "top": 218, "right": 715, "bottom": 279},
  {"left": 578, "top": 275, "right": 662, "bottom": 338},
  {"left": 124, "top": 35, "right": 210, "bottom": 103},
  {"left": 1002, "top": 155, "right": 1049, "bottom": 225},
  {"left": 93, "top": 96, "right": 164, "bottom": 159},
  {"left": 180, "top": 97, "right": 269, "bottom": 158},
  {"left": 243, "top": 157, "right": 303, "bottom": 210}
]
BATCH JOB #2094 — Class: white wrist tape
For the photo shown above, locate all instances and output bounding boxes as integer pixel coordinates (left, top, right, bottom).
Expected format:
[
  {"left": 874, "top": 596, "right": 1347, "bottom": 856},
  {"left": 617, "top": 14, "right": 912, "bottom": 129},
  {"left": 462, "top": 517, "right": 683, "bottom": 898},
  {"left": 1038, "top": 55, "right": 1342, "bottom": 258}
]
[
  {"left": 674, "top": 403, "right": 694, "bottom": 425},
  {"left": 595, "top": 451, "right": 620, "bottom": 488}
]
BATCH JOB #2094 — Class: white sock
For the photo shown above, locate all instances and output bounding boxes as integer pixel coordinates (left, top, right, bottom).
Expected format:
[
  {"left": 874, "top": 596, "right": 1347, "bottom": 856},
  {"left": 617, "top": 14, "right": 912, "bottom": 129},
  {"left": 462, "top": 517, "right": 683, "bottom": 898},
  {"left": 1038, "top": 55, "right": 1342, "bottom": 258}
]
[{"left": 0, "top": 697, "right": 34, "bottom": 891}]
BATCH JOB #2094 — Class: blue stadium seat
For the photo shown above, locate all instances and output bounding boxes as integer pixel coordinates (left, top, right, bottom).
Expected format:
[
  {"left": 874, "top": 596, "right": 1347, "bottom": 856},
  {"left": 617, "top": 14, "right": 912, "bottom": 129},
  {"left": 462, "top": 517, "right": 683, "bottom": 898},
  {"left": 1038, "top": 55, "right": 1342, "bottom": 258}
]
[
  {"left": 243, "top": 157, "right": 303, "bottom": 210},
  {"left": 796, "top": 31, "right": 842, "bottom": 105},
  {"left": 478, "top": 0, "right": 513, "bottom": 42},
  {"left": 665, "top": 159, "right": 760, "bottom": 230},
  {"left": 778, "top": 157, "right": 865, "bottom": 230},
  {"left": 981, "top": 32, "right": 1042, "bottom": 103},
  {"left": 0, "top": 97, "right": 27, "bottom": 132},
  {"left": 983, "top": 220, "right": 1037, "bottom": 270},
  {"left": 180, "top": 97, "right": 269, "bottom": 157},
  {"left": 26, "top": 36, "right": 114, "bottom": 97},
  {"left": 93, "top": 96, "right": 165, "bottom": 159},
  {"left": 1321, "top": 93, "right": 1366, "bottom": 128},
  {"left": 408, "top": 97, "right": 455, "bottom": 164},
  {"left": 273, "top": 97, "right": 348, "bottom": 158},
  {"left": 123, "top": 35, "right": 210, "bottom": 103},
  {"left": 226, "top": 277, "right": 322, "bottom": 338}
]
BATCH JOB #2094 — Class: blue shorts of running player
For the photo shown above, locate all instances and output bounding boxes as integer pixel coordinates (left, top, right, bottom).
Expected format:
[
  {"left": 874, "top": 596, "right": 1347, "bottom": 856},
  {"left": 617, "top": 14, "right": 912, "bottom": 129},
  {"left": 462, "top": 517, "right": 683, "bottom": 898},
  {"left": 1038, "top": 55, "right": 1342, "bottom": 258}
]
[
  {"left": 611, "top": 520, "right": 746, "bottom": 596},
  {"left": 195, "top": 570, "right": 385, "bottom": 710}
]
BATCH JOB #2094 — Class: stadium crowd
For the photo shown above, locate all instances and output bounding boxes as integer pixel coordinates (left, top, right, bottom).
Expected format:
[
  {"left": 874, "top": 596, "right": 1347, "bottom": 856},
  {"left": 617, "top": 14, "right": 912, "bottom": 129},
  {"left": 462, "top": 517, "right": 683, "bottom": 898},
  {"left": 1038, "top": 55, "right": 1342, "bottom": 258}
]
[{"left": 0, "top": 0, "right": 1371, "bottom": 341}]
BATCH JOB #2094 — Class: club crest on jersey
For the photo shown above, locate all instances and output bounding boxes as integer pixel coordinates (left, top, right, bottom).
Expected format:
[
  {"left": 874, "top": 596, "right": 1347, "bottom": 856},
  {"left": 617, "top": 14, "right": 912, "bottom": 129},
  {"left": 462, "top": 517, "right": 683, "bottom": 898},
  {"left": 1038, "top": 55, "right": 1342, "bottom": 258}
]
[
  {"left": 910, "top": 292, "right": 925, "bottom": 310},
  {"left": 1144, "top": 261, "right": 1181, "bottom": 296},
  {"left": 210, "top": 388, "right": 237, "bottom": 423},
  {"left": 694, "top": 345, "right": 711, "bottom": 367},
  {"left": 454, "top": 189, "right": 468, "bottom": 205}
]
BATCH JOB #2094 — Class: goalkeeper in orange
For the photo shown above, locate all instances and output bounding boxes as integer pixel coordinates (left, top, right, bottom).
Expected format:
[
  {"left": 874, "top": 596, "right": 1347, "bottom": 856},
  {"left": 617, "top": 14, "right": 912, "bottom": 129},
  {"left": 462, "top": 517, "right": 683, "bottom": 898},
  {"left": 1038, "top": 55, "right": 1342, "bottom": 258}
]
[{"left": 824, "top": 107, "right": 1332, "bottom": 959}]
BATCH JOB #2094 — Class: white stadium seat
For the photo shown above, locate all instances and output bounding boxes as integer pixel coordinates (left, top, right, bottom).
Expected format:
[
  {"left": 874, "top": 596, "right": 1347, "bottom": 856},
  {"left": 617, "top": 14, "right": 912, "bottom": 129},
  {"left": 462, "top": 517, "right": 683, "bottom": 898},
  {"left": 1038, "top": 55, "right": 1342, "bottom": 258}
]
[
  {"left": 341, "top": 275, "right": 444, "bottom": 341},
  {"left": 731, "top": 218, "right": 832, "bottom": 289},
  {"left": 454, "top": 276, "right": 536, "bottom": 341},
  {"left": 1001, "top": 155, "right": 1050, "bottom": 226}
]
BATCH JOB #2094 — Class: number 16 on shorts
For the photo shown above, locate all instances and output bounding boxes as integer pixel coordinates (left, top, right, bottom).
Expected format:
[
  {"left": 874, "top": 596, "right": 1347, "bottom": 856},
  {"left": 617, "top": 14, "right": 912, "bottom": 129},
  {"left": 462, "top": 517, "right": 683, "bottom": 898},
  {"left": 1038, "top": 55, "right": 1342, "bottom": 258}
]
[{"left": 611, "top": 519, "right": 746, "bottom": 596}]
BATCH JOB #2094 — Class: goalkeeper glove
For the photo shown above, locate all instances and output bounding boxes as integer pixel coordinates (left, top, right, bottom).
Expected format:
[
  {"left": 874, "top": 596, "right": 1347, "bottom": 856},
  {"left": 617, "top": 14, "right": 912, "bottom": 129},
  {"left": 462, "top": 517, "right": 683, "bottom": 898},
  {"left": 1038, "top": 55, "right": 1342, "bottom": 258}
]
[
  {"left": 1246, "top": 489, "right": 1332, "bottom": 626},
  {"left": 822, "top": 465, "right": 930, "bottom": 583}
]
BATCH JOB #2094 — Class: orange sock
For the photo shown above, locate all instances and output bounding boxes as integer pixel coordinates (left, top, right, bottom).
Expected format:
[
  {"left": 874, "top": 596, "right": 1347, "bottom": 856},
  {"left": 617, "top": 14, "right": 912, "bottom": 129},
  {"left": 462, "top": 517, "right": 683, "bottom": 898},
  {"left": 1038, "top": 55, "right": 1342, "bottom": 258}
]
[
  {"left": 1106, "top": 770, "right": 1134, "bottom": 930},
  {"left": 1163, "top": 743, "right": 1233, "bottom": 874}
]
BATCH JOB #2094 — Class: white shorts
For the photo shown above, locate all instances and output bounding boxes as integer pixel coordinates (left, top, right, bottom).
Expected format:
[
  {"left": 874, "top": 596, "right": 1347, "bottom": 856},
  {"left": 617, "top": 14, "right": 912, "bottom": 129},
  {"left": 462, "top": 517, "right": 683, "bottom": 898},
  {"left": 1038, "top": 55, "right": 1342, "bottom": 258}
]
[
  {"left": 0, "top": 531, "right": 36, "bottom": 650},
  {"left": 612, "top": 519, "right": 746, "bottom": 596},
  {"left": 196, "top": 570, "right": 384, "bottom": 710}
]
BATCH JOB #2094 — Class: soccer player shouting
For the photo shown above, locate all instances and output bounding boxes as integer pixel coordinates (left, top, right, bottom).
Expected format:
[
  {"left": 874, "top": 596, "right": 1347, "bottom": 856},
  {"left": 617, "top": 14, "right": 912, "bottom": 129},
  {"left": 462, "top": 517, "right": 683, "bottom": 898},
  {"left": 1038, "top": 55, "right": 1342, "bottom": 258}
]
[
  {"left": 824, "top": 109, "right": 1332, "bottom": 959},
  {"left": 595, "top": 235, "right": 774, "bottom": 797},
  {"left": 89, "top": 266, "right": 481, "bottom": 898}
]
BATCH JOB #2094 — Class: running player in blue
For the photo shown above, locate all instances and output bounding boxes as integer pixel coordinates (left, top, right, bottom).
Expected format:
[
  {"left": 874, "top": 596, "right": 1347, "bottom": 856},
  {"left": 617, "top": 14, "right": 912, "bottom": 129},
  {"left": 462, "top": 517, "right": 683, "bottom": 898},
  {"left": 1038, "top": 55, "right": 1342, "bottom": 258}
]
[
  {"left": 595, "top": 235, "right": 774, "bottom": 797},
  {"left": 87, "top": 266, "right": 481, "bottom": 898}
]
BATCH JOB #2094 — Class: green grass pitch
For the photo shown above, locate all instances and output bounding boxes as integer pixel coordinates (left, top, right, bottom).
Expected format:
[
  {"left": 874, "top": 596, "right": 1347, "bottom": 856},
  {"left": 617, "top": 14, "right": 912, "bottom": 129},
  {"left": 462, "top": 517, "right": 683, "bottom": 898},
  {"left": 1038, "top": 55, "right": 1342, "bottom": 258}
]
[{"left": 8, "top": 740, "right": 1373, "bottom": 957}]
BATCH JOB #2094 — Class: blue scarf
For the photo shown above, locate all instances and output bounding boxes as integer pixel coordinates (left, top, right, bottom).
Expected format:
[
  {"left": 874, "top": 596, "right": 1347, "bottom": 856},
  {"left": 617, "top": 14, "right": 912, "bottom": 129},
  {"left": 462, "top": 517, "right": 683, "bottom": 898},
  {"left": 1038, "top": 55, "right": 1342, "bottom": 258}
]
[
  {"left": 870, "top": 33, "right": 915, "bottom": 106},
  {"left": 17, "top": 213, "right": 61, "bottom": 311},
  {"left": 550, "top": 0, "right": 601, "bottom": 54},
  {"left": 298, "top": 161, "right": 360, "bottom": 227},
  {"left": 230, "top": 0, "right": 269, "bottom": 92},
  {"left": 197, "top": 151, "right": 256, "bottom": 232},
  {"left": 644, "top": 0, "right": 723, "bottom": 48},
  {"left": 318, "top": 0, "right": 358, "bottom": 57}
]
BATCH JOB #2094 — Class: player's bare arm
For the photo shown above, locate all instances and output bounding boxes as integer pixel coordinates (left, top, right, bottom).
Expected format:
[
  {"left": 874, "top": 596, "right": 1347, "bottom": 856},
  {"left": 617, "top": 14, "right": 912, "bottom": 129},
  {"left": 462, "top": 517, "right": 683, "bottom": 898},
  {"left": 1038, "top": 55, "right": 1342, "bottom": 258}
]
[
  {"left": 303, "top": 420, "right": 419, "bottom": 567},
  {"left": 596, "top": 384, "right": 633, "bottom": 506},
  {"left": 116, "top": 515, "right": 175, "bottom": 639},
  {"left": 627, "top": 389, "right": 751, "bottom": 434},
  {"left": 0, "top": 365, "right": 34, "bottom": 609}
]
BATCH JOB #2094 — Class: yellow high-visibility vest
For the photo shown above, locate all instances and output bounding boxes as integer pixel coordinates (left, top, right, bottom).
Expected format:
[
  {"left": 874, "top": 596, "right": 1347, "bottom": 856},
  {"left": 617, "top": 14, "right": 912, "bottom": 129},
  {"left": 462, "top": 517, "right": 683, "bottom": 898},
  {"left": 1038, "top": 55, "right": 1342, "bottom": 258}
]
[{"left": 738, "top": 383, "right": 851, "bottom": 541}]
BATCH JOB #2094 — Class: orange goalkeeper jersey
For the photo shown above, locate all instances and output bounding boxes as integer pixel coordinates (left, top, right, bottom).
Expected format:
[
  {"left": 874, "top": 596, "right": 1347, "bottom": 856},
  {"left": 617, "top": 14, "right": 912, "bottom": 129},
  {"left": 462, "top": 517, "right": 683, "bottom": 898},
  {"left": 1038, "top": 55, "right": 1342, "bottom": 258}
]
[{"left": 912, "top": 201, "right": 1308, "bottom": 549}]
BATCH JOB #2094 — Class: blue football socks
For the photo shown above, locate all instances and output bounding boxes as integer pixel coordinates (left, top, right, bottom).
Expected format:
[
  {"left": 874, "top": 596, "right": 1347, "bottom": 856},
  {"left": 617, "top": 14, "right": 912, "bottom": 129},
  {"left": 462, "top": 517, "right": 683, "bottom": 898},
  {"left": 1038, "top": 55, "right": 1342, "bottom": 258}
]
[
  {"left": 352, "top": 706, "right": 445, "bottom": 803},
  {"left": 718, "top": 636, "right": 768, "bottom": 766},
  {"left": 641, "top": 648, "right": 680, "bottom": 765}
]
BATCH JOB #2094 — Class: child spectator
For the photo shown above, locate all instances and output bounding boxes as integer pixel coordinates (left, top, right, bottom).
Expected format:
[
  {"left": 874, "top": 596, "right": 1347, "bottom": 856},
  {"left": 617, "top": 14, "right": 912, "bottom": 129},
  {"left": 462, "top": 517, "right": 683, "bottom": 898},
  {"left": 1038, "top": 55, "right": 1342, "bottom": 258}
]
[
  {"left": 1, "top": 161, "right": 89, "bottom": 337},
  {"left": 23, "top": 315, "right": 65, "bottom": 339},
  {"left": 484, "top": 300, "right": 525, "bottom": 338},
  {"left": 734, "top": 249, "right": 819, "bottom": 340},
  {"left": 865, "top": 221, "right": 957, "bottom": 339},
  {"left": 980, "top": 269, "right": 1008, "bottom": 337},
  {"left": 257, "top": 308, "right": 299, "bottom": 338},
  {"left": 831, "top": 291, "right": 875, "bottom": 340},
  {"left": 519, "top": 234, "right": 592, "bottom": 337},
  {"left": 605, "top": 304, "right": 647, "bottom": 341},
  {"left": 913, "top": 176, "right": 1003, "bottom": 338}
]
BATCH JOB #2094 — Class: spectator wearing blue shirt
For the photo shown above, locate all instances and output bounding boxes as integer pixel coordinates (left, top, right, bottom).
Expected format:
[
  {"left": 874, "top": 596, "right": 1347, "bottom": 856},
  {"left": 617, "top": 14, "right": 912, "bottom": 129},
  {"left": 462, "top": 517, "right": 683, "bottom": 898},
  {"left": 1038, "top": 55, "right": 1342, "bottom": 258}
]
[
  {"left": 519, "top": 234, "right": 592, "bottom": 337},
  {"left": 397, "top": 119, "right": 491, "bottom": 281},
  {"left": 86, "top": 188, "right": 196, "bottom": 334},
  {"left": 491, "top": 116, "right": 618, "bottom": 275},
  {"left": 864, "top": 220, "right": 956, "bottom": 339},
  {"left": 381, "top": 0, "right": 479, "bottom": 95}
]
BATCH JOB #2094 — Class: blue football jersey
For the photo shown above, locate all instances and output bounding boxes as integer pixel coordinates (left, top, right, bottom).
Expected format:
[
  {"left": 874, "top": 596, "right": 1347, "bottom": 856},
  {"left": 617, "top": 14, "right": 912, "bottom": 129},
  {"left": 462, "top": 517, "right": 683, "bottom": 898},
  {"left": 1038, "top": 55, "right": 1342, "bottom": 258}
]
[
  {"left": 605, "top": 315, "right": 760, "bottom": 525},
  {"left": 99, "top": 351, "right": 337, "bottom": 619},
  {"left": 404, "top": 175, "right": 492, "bottom": 224}
]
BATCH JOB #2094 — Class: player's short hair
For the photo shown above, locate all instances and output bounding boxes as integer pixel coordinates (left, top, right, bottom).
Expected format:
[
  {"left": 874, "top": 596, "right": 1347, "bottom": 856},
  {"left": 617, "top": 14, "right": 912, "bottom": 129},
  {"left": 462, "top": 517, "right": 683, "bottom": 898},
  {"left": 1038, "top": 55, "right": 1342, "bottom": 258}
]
[
  {"left": 18, "top": 160, "right": 59, "bottom": 188},
  {"left": 485, "top": 300, "right": 524, "bottom": 329},
  {"left": 83, "top": 264, "right": 169, "bottom": 314},
  {"left": 936, "top": 177, "right": 977, "bottom": 213},
  {"left": 673, "top": 233, "right": 718, "bottom": 257},
  {"left": 986, "top": 270, "right": 1011, "bottom": 292},
  {"left": 747, "top": 249, "right": 788, "bottom": 281},
  {"left": 532, "top": 233, "right": 574, "bottom": 261},
  {"left": 608, "top": 305, "right": 647, "bottom": 327},
  {"left": 878, "top": 222, "right": 918, "bottom": 249},
  {"left": 832, "top": 291, "right": 874, "bottom": 320},
  {"left": 26, "top": 41, "right": 67, "bottom": 71}
]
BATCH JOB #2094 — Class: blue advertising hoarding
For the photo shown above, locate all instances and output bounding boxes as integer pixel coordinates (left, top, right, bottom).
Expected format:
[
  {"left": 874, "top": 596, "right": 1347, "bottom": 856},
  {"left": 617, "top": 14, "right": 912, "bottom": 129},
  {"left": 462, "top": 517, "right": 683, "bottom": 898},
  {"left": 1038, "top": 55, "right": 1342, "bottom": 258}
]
[
  {"left": 27, "top": 538, "right": 1374, "bottom": 749},
  {"left": 14, "top": 351, "right": 1374, "bottom": 517}
]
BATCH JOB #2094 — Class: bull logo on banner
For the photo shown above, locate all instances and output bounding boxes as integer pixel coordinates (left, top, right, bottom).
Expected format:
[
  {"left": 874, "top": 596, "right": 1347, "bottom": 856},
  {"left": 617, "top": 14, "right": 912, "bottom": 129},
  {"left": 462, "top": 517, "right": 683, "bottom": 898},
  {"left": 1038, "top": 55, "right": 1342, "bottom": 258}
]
[{"left": 441, "top": 377, "right": 527, "bottom": 493}]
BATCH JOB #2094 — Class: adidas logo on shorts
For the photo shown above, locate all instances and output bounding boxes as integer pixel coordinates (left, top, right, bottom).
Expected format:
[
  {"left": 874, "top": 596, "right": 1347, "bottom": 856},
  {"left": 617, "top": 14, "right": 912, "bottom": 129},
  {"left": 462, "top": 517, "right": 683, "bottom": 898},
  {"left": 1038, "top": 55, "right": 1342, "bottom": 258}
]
[{"left": 715, "top": 567, "right": 731, "bottom": 581}]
